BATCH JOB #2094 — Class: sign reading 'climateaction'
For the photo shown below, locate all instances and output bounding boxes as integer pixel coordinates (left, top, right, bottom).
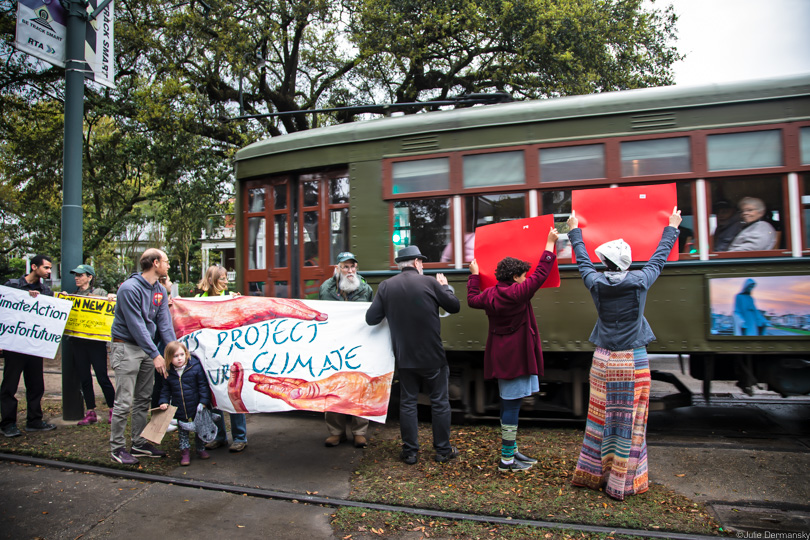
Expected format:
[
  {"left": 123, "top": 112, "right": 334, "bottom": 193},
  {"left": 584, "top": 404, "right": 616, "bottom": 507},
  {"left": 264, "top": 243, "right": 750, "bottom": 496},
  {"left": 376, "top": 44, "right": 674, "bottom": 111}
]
[
  {"left": 0, "top": 285, "right": 73, "bottom": 358},
  {"left": 170, "top": 297, "right": 396, "bottom": 423}
]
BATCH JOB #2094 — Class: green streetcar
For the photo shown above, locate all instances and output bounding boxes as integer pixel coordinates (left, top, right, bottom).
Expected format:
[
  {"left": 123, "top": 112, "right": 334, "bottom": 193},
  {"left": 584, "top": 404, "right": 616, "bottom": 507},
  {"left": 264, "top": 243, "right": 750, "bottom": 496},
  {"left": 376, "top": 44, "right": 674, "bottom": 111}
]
[{"left": 234, "top": 74, "right": 810, "bottom": 419}]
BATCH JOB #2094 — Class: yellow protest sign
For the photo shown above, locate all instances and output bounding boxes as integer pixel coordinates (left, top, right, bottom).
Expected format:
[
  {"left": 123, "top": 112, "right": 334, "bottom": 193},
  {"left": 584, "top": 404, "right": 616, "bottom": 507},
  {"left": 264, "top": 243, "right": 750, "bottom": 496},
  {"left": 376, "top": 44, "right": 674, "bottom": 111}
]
[{"left": 57, "top": 293, "right": 115, "bottom": 341}]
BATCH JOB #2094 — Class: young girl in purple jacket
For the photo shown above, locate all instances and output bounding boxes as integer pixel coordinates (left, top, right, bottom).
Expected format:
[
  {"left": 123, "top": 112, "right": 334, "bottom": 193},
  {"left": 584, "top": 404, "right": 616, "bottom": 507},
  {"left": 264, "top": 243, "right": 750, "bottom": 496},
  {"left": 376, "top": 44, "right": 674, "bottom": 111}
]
[{"left": 467, "top": 227, "right": 558, "bottom": 472}]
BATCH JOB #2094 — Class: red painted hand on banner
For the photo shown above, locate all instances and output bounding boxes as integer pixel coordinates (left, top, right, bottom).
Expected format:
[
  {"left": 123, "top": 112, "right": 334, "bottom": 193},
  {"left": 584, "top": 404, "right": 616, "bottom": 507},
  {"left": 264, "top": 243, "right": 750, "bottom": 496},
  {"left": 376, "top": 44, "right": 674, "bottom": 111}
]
[
  {"left": 228, "top": 362, "right": 249, "bottom": 413},
  {"left": 248, "top": 371, "right": 393, "bottom": 417},
  {"left": 170, "top": 297, "right": 328, "bottom": 337}
]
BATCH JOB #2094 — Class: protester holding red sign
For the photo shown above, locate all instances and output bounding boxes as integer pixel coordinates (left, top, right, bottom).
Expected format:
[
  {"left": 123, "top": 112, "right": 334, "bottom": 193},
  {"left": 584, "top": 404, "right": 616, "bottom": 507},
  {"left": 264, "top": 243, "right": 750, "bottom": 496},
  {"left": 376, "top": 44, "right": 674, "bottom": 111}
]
[
  {"left": 466, "top": 227, "right": 558, "bottom": 473},
  {"left": 568, "top": 208, "right": 681, "bottom": 501}
]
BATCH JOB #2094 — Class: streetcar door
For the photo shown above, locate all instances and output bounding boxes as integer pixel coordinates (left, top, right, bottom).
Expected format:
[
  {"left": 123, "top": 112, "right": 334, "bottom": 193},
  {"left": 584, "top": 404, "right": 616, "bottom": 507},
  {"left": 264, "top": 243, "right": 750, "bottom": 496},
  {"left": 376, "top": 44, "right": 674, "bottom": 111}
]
[
  {"left": 243, "top": 171, "right": 350, "bottom": 299},
  {"left": 297, "top": 171, "right": 351, "bottom": 299},
  {"left": 244, "top": 177, "right": 293, "bottom": 298}
]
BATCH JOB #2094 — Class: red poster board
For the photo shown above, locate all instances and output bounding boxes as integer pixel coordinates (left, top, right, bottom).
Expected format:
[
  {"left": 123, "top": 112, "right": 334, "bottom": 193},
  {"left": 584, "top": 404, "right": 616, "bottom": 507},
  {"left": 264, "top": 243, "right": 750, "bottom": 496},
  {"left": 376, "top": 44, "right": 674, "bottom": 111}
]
[
  {"left": 571, "top": 184, "right": 678, "bottom": 264},
  {"left": 473, "top": 215, "right": 560, "bottom": 290}
]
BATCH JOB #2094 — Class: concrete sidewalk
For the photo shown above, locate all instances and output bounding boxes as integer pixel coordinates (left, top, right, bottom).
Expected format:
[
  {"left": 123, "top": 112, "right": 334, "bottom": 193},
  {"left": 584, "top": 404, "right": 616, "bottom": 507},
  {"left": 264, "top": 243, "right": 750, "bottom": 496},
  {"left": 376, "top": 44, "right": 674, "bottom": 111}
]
[{"left": 0, "top": 413, "right": 384, "bottom": 540}]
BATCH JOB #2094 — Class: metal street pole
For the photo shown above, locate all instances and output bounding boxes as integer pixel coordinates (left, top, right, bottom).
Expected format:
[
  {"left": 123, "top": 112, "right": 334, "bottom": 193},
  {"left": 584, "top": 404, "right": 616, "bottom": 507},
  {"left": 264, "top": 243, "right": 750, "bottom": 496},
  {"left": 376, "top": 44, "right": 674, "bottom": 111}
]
[{"left": 60, "top": 0, "right": 87, "bottom": 421}]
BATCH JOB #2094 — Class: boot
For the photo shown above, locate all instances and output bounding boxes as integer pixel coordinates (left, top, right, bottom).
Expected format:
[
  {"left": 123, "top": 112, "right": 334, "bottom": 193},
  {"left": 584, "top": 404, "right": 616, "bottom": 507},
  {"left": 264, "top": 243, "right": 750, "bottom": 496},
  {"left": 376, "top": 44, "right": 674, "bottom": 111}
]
[
  {"left": 180, "top": 449, "right": 191, "bottom": 466},
  {"left": 77, "top": 410, "right": 97, "bottom": 426}
]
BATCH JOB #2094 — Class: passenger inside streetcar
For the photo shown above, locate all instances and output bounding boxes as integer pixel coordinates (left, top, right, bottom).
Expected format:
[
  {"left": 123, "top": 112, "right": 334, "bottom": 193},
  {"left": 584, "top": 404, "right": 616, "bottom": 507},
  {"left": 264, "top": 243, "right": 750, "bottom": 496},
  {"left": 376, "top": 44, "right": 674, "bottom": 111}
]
[
  {"left": 712, "top": 199, "right": 743, "bottom": 252},
  {"left": 726, "top": 197, "right": 778, "bottom": 252}
]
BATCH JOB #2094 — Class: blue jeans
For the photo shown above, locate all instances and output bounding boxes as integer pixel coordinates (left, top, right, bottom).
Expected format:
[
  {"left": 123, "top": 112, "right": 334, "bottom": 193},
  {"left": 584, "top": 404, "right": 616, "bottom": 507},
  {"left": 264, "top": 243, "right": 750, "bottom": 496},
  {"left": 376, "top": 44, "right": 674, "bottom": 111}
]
[{"left": 213, "top": 410, "right": 247, "bottom": 443}]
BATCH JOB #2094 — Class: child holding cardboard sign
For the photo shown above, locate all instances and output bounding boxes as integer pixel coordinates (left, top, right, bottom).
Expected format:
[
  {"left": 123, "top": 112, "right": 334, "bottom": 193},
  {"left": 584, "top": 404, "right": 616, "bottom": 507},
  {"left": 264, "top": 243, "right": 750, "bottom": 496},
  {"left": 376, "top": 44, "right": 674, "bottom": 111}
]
[{"left": 158, "top": 341, "right": 212, "bottom": 466}]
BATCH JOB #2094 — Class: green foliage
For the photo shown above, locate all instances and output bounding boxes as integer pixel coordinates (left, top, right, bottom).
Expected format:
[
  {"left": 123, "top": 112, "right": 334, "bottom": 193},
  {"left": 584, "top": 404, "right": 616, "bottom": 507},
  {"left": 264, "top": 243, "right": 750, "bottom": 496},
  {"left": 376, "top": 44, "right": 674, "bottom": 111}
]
[
  {"left": 0, "top": 0, "right": 680, "bottom": 273},
  {"left": 0, "top": 257, "right": 26, "bottom": 284}
]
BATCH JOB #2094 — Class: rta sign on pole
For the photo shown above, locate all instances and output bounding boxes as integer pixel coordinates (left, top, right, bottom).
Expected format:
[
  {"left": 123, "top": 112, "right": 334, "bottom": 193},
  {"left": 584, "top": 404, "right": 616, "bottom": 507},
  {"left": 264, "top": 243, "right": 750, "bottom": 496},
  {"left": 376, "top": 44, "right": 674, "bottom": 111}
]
[
  {"left": 13, "top": 0, "right": 116, "bottom": 420},
  {"left": 14, "top": 0, "right": 115, "bottom": 89}
]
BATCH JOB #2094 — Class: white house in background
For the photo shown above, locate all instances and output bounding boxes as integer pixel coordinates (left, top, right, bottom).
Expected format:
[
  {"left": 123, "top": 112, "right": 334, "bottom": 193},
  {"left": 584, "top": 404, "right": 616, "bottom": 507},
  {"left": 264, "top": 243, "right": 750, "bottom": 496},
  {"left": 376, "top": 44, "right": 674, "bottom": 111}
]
[{"left": 200, "top": 212, "right": 237, "bottom": 281}]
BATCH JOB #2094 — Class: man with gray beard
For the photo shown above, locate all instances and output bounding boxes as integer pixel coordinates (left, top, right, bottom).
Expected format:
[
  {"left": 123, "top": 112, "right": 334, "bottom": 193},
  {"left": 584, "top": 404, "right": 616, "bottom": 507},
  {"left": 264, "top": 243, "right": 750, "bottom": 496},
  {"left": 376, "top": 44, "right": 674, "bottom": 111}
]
[{"left": 318, "top": 252, "right": 373, "bottom": 447}]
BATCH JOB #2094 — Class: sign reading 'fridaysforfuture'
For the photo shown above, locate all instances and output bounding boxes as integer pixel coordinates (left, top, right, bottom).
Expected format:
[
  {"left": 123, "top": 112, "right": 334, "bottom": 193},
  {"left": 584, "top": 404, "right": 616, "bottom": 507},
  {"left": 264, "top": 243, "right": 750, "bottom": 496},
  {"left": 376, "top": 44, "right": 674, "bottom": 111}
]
[{"left": 0, "top": 285, "right": 73, "bottom": 358}]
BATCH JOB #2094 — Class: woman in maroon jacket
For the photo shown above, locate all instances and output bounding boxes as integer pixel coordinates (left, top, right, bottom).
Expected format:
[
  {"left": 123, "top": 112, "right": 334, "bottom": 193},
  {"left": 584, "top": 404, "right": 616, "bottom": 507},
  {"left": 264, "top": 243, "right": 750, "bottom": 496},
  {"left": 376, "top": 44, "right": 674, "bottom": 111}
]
[{"left": 467, "top": 227, "right": 558, "bottom": 472}]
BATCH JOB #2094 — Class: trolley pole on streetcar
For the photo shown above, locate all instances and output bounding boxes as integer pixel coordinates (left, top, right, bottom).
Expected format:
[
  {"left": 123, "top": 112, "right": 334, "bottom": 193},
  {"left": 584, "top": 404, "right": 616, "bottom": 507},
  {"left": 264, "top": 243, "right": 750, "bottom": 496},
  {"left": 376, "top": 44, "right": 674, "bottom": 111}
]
[{"left": 60, "top": 0, "right": 88, "bottom": 421}]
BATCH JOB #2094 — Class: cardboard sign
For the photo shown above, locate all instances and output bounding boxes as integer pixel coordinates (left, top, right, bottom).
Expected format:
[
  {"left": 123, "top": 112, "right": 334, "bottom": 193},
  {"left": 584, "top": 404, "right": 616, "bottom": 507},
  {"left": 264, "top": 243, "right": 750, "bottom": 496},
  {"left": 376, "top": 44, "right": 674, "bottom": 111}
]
[
  {"left": 571, "top": 183, "right": 678, "bottom": 264},
  {"left": 139, "top": 405, "right": 177, "bottom": 444},
  {"left": 473, "top": 215, "right": 560, "bottom": 290}
]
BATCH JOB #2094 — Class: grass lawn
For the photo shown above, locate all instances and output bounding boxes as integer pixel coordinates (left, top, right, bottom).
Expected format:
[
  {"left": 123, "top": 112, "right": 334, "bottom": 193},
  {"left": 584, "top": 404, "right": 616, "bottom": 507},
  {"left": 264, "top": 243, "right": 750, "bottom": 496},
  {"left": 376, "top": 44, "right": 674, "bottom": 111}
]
[{"left": 333, "top": 423, "right": 725, "bottom": 539}]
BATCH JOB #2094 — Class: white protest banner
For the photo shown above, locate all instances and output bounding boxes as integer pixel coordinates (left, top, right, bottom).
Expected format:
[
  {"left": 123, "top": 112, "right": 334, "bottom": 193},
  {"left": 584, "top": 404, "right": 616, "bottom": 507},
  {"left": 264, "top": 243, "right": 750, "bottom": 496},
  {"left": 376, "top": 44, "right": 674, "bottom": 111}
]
[
  {"left": 0, "top": 285, "right": 73, "bottom": 359},
  {"left": 170, "top": 297, "right": 395, "bottom": 423}
]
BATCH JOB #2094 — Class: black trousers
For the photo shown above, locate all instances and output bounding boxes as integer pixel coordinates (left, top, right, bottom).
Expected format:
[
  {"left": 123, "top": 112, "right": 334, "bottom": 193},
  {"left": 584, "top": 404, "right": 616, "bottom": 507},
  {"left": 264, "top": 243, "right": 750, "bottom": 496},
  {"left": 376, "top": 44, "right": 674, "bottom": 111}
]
[
  {"left": 73, "top": 338, "right": 115, "bottom": 409},
  {"left": 0, "top": 351, "right": 45, "bottom": 428},
  {"left": 398, "top": 365, "right": 452, "bottom": 456}
]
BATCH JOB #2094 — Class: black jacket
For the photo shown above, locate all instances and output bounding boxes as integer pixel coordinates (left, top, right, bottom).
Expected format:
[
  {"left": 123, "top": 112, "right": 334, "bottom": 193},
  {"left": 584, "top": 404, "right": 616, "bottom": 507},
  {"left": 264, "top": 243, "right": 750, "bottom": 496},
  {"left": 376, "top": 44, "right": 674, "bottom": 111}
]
[
  {"left": 365, "top": 267, "right": 460, "bottom": 370},
  {"left": 4, "top": 276, "right": 53, "bottom": 296},
  {"left": 159, "top": 355, "right": 211, "bottom": 421}
]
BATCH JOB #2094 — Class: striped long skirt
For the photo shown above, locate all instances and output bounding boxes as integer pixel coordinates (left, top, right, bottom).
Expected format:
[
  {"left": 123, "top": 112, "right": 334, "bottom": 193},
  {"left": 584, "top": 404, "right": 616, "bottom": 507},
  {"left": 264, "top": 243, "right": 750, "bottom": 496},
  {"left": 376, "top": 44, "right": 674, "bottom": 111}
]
[{"left": 571, "top": 347, "right": 650, "bottom": 501}]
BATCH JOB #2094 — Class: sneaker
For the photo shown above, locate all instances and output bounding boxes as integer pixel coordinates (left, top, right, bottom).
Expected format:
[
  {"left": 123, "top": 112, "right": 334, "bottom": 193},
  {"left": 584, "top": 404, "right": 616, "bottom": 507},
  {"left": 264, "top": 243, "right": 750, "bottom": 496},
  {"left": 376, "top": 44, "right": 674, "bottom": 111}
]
[
  {"left": 166, "top": 423, "right": 178, "bottom": 433},
  {"left": 205, "top": 439, "right": 227, "bottom": 450},
  {"left": 196, "top": 449, "right": 211, "bottom": 460},
  {"left": 111, "top": 447, "right": 139, "bottom": 465},
  {"left": 353, "top": 435, "right": 367, "bottom": 448},
  {"left": 180, "top": 449, "right": 190, "bottom": 466},
  {"left": 324, "top": 434, "right": 345, "bottom": 447},
  {"left": 25, "top": 421, "right": 56, "bottom": 432},
  {"left": 131, "top": 442, "right": 167, "bottom": 458},
  {"left": 1, "top": 424, "right": 22, "bottom": 438},
  {"left": 514, "top": 451, "right": 538, "bottom": 464},
  {"left": 435, "top": 446, "right": 459, "bottom": 463},
  {"left": 77, "top": 410, "right": 97, "bottom": 426},
  {"left": 229, "top": 441, "right": 247, "bottom": 453},
  {"left": 498, "top": 459, "right": 533, "bottom": 472},
  {"left": 400, "top": 450, "right": 418, "bottom": 465}
]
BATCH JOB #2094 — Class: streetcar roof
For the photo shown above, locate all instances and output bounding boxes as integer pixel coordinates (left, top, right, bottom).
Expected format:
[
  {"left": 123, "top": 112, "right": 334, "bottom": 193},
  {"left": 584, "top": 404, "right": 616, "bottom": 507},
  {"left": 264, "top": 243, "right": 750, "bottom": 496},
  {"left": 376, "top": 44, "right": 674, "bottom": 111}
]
[{"left": 235, "top": 74, "right": 810, "bottom": 163}]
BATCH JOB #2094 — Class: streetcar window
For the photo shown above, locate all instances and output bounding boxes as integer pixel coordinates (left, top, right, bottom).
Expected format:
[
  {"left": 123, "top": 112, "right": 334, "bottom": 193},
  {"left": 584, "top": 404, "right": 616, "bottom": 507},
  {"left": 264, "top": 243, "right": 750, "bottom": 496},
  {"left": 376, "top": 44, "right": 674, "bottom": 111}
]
[
  {"left": 541, "top": 190, "right": 573, "bottom": 258},
  {"left": 247, "top": 217, "right": 266, "bottom": 270},
  {"left": 803, "top": 175, "right": 810, "bottom": 249},
  {"left": 539, "top": 144, "right": 604, "bottom": 182},
  {"left": 801, "top": 127, "right": 810, "bottom": 165},
  {"left": 330, "top": 209, "right": 349, "bottom": 263},
  {"left": 302, "top": 181, "right": 319, "bottom": 207},
  {"left": 392, "top": 158, "right": 450, "bottom": 193},
  {"left": 274, "top": 215, "right": 288, "bottom": 267},
  {"left": 709, "top": 176, "right": 784, "bottom": 253},
  {"left": 248, "top": 188, "right": 265, "bottom": 212},
  {"left": 330, "top": 176, "right": 350, "bottom": 204},
  {"left": 707, "top": 130, "right": 783, "bottom": 171},
  {"left": 393, "top": 199, "right": 450, "bottom": 262},
  {"left": 248, "top": 282, "right": 265, "bottom": 297},
  {"left": 444, "top": 193, "right": 527, "bottom": 262},
  {"left": 675, "top": 181, "right": 695, "bottom": 255},
  {"left": 462, "top": 151, "right": 525, "bottom": 188},
  {"left": 274, "top": 184, "right": 287, "bottom": 210},
  {"left": 620, "top": 137, "right": 690, "bottom": 176}
]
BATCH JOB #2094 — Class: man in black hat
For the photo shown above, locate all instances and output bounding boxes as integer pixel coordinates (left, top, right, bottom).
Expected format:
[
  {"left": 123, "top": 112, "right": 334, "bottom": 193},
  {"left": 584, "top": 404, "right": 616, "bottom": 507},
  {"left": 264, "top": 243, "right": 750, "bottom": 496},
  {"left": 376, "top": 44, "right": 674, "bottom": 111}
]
[
  {"left": 319, "top": 251, "right": 374, "bottom": 448},
  {"left": 365, "top": 245, "right": 461, "bottom": 465}
]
